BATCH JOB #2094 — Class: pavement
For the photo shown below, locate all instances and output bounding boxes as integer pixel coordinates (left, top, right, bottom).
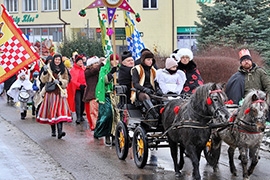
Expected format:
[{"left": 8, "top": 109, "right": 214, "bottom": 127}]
[{"left": 0, "top": 107, "right": 74, "bottom": 180}]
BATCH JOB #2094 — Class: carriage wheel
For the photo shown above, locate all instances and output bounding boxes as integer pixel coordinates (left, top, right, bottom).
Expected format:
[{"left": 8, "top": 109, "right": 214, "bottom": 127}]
[
  {"left": 115, "top": 121, "right": 129, "bottom": 160},
  {"left": 133, "top": 126, "right": 148, "bottom": 168}
]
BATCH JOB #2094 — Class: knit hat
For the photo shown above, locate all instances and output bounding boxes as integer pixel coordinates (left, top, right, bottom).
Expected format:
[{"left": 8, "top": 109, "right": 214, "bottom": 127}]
[
  {"left": 176, "top": 48, "right": 193, "bottom": 61},
  {"left": 165, "top": 58, "right": 178, "bottom": 69},
  {"left": 45, "top": 55, "right": 53, "bottom": 64},
  {"left": 75, "top": 55, "right": 83, "bottom": 63},
  {"left": 121, "top": 51, "right": 132, "bottom": 62},
  {"left": 110, "top": 54, "right": 119, "bottom": 61},
  {"left": 239, "top": 49, "right": 252, "bottom": 62},
  {"left": 87, "top": 56, "right": 100, "bottom": 66}
]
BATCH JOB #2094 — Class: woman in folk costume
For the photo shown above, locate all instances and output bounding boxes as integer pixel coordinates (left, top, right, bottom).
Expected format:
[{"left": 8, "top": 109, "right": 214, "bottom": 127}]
[
  {"left": 131, "top": 50, "right": 163, "bottom": 120},
  {"left": 36, "top": 54, "right": 72, "bottom": 139},
  {"left": 7, "top": 70, "right": 34, "bottom": 120},
  {"left": 67, "top": 55, "right": 86, "bottom": 124},
  {"left": 83, "top": 56, "right": 104, "bottom": 131},
  {"left": 94, "top": 54, "right": 120, "bottom": 146}
]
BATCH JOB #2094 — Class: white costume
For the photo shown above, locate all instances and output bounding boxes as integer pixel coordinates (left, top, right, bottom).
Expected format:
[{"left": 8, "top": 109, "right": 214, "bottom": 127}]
[
  {"left": 7, "top": 72, "right": 33, "bottom": 102},
  {"left": 156, "top": 69, "right": 186, "bottom": 95},
  {"left": 7, "top": 71, "right": 34, "bottom": 117}
]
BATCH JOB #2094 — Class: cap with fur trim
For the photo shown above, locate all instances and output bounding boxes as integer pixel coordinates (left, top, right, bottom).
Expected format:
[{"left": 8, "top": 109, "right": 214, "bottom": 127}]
[
  {"left": 176, "top": 48, "right": 193, "bottom": 61},
  {"left": 87, "top": 56, "right": 100, "bottom": 66},
  {"left": 140, "top": 51, "right": 154, "bottom": 62},
  {"left": 165, "top": 58, "right": 178, "bottom": 69}
]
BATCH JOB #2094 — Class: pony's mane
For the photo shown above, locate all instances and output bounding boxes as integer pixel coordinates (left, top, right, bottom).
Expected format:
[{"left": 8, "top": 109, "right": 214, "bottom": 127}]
[
  {"left": 238, "top": 89, "right": 266, "bottom": 117},
  {"left": 182, "top": 83, "right": 224, "bottom": 118},
  {"left": 189, "top": 83, "right": 225, "bottom": 108}
]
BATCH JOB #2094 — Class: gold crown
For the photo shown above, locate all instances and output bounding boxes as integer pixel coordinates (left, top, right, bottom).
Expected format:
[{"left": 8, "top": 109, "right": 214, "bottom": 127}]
[{"left": 239, "top": 49, "right": 251, "bottom": 59}]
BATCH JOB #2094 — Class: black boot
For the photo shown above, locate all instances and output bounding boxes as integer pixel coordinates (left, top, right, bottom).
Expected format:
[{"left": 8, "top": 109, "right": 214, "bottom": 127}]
[
  {"left": 32, "top": 104, "right": 36, "bottom": 116},
  {"left": 57, "top": 122, "right": 66, "bottom": 139},
  {"left": 75, "top": 116, "right": 81, "bottom": 124},
  {"left": 23, "top": 110, "right": 27, "bottom": 118},
  {"left": 51, "top": 124, "right": 56, "bottom": 137},
  {"left": 143, "top": 99, "right": 159, "bottom": 119},
  {"left": 21, "top": 112, "right": 25, "bottom": 120}
]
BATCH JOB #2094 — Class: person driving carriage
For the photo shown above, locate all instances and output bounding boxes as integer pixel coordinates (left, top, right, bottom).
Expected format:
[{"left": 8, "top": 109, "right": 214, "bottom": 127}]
[{"left": 131, "top": 50, "right": 163, "bottom": 120}]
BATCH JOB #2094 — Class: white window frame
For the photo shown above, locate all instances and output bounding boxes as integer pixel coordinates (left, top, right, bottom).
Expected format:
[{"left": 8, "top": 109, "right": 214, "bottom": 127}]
[
  {"left": 23, "top": 0, "right": 38, "bottom": 12},
  {"left": 4, "top": 0, "right": 18, "bottom": 13},
  {"left": 62, "top": 0, "right": 71, "bottom": 10},
  {"left": 42, "top": 0, "right": 58, "bottom": 11},
  {"left": 143, "top": 0, "right": 158, "bottom": 9}
]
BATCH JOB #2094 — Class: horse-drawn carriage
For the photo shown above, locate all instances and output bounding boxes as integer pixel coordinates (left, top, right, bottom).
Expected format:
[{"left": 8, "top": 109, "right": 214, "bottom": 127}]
[
  {"left": 114, "top": 83, "right": 269, "bottom": 180},
  {"left": 114, "top": 84, "right": 182, "bottom": 168}
]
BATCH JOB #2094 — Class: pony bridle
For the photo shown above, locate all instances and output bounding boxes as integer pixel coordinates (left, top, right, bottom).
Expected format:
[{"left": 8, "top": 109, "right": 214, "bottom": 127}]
[
  {"left": 206, "top": 89, "right": 228, "bottom": 120},
  {"left": 242, "top": 99, "right": 267, "bottom": 126}
]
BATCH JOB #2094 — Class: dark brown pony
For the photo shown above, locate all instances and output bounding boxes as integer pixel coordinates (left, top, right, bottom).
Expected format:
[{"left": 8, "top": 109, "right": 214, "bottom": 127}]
[
  {"left": 205, "top": 89, "right": 269, "bottom": 180},
  {"left": 161, "top": 83, "right": 230, "bottom": 180}
]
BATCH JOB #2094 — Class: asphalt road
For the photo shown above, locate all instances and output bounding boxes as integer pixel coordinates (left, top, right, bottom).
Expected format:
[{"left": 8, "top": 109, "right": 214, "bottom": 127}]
[{"left": 0, "top": 94, "right": 270, "bottom": 180}]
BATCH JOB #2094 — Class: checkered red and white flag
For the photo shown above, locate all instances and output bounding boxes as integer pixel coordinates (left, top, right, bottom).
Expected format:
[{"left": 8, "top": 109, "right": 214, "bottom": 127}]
[{"left": 0, "top": 4, "right": 40, "bottom": 83}]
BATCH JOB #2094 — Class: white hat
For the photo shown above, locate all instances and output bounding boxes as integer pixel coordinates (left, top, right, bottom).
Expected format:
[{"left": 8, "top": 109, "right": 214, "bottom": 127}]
[
  {"left": 86, "top": 56, "right": 99, "bottom": 66},
  {"left": 176, "top": 48, "right": 193, "bottom": 61}
]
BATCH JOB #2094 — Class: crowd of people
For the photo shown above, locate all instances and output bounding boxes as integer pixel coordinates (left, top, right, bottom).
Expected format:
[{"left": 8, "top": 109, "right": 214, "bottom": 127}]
[{"left": 2, "top": 47, "right": 267, "bottom": 145}]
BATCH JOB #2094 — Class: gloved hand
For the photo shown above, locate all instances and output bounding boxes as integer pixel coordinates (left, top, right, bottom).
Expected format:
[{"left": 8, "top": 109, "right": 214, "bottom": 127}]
[
  {"left": 80, "top": 85, "right": 86, "bottom": 91},
  {"left": 53, "top": 79, "right": 60, "bottom": 84},
  {"left": 43, "top": 65, "right": 48, "bottom": 72},
  {"left": 156, "top": 89, "right": 163, "bottom": 96},
  {"left": 110, "top": 66, "right": 117, "bottom": 74},
  {"left": 143, "top": 88, "right": 154, "bottom": 95}
]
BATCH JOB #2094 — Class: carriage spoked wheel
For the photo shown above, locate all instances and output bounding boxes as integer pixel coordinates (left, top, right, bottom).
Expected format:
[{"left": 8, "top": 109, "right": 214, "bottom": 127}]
[
  {"left": 133, "top": 126, "right": 148, "bottom": 168},
  {"left": 115, "top": 121, "right": 129, "bottom": 160}
]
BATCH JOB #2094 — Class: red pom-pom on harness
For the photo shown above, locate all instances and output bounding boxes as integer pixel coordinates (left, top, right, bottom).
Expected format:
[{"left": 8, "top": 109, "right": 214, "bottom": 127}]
[
  {"left": 160, "top": 107, "right": 165, "bottom": 114},
  {"left": 206, "top": 97, "right": 212, "bottom": 105},
  {"left": 174, "top": 106, "right": 180, "bottom": 114},
  {"left": 225, "top": 100, "right": 234, "bottom": 104},
  {"left": 244, "top": 108, "right": 250, "bottom": 114}
]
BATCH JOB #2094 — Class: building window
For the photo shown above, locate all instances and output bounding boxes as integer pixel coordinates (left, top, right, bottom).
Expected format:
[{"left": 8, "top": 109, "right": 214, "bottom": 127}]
[
  {"left": 43, "top": 0, "right": 58, "bottom": 11},
  {"left": 4, "top": 0, "right": 18, "bottom": 13},
  {"left": 143, "top": 0, "right": 157, "bottom": 9},
  {"left": 62, "top": 0, "right": 71, "bottom": 10},
  {"left": 23, "top": 0, "right": 37, "bottom": 12}
]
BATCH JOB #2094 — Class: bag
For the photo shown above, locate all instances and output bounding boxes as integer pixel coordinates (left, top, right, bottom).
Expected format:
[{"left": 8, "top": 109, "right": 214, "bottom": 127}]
[{"left": 45, "top": 82, "right": 56, "bottom": 92}]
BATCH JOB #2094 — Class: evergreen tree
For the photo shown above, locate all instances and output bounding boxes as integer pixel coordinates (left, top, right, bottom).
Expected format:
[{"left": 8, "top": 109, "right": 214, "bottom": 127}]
[
  {"left": 59, "top": 33, "right": 104, "bottom": 58},
  {"left": 195, "top": 0, "right": 270, "bottom": 65}
]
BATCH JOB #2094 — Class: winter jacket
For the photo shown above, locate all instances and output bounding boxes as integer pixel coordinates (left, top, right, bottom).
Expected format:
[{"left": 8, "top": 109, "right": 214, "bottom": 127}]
[
  {"left": 226, "top": 63, "right": 270, "bottom": 104},
  {"left": 83, "top": 64, "right": 102, "bottom": 102},
  {"left": 155, "top": 69, "right": 186, "bottom": 95}
]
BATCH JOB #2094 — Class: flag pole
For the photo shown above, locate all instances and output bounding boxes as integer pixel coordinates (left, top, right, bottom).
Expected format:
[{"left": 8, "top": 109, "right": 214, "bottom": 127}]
[
  {"left": 112, "top": 19, "right": 117, "bottom": 85},
  {"left": 39, "top": 59, "right": 66, "bottom": 95}
]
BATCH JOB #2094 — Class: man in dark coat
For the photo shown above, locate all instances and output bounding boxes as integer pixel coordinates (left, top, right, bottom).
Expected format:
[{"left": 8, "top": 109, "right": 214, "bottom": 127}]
[
  {"left": 118, "top": 51, "right": 134, "bottom": 104},
  {"left": 225, "top": 49, "right": 270, "bottom": 105}
]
